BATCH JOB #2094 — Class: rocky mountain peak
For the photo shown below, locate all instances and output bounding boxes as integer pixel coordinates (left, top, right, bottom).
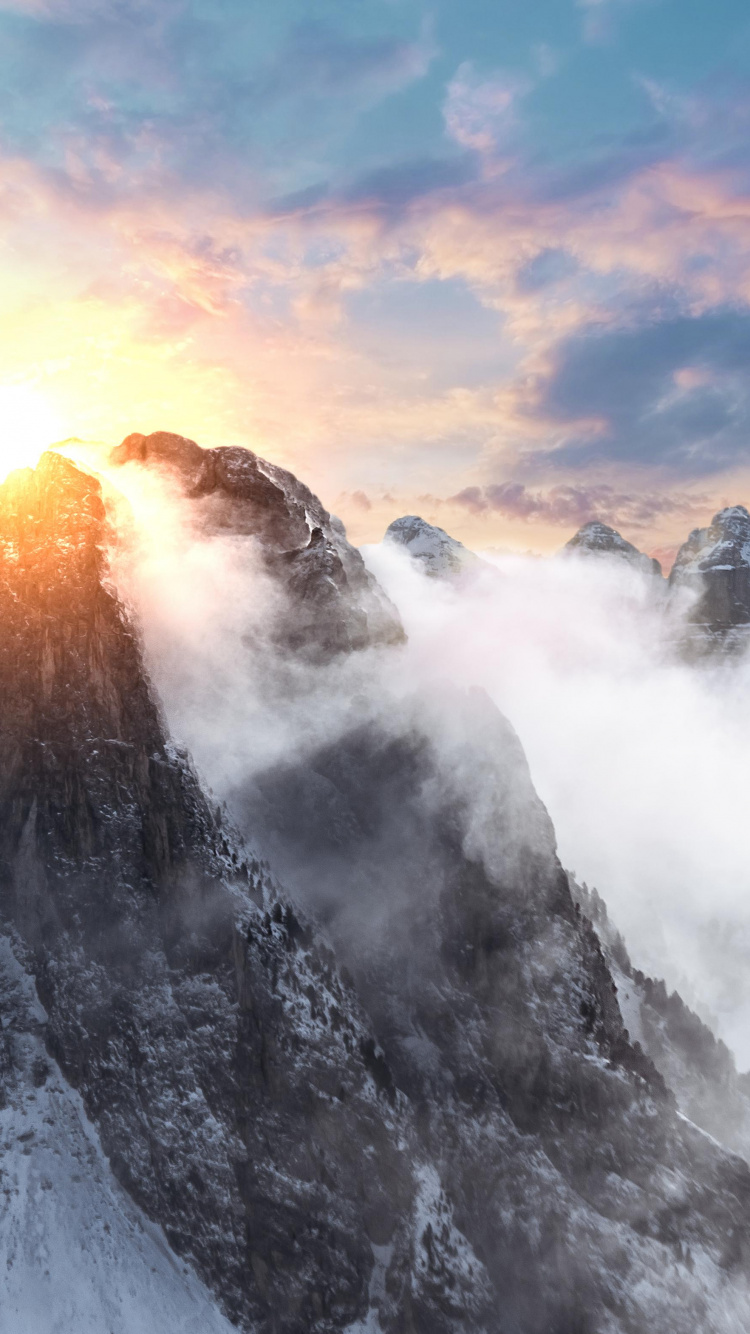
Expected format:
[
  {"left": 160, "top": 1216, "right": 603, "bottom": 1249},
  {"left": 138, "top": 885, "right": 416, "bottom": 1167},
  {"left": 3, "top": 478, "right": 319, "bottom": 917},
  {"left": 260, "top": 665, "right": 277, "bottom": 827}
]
[
  {"left": 384, "top": 514, "right": 478, "bottom": 577},
  {"left": 669, "top": 502, "right": 750, "bottom": 641},
  {"left": 564, "top": 520, "right": 663, "bottom": 576},
  {"left": 4, "top": 447, "right": 750, "bottom": 1331},
  {"left": 111, "top": 430, "right": 404, "bottom": 661}
]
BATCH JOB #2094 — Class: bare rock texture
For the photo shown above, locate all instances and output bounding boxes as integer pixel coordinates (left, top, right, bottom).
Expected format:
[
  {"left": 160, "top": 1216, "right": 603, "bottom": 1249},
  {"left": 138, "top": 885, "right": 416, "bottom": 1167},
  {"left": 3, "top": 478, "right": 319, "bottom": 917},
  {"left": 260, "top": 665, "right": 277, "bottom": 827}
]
[
  {"left": 111, "top": 431, "right": 404, "bottom": 662},
  {"left": 669, "top": 505, "right": 750, "bottom": 648},
  {"left": 1, "top": 451, "right": 750, "bottom": 1332}
]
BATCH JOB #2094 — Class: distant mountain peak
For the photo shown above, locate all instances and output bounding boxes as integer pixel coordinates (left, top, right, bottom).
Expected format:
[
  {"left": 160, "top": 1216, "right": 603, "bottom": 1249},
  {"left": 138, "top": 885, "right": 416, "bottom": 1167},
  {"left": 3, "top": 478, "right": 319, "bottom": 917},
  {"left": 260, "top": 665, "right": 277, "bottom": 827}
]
[
  {"left": 384, "top": 514, "right": 478, "bottom": 577},
  {"left": 670, "top": 502, "right": 750, "bottom": 643},
  {"left": 564, "top": 520, "right": 663, "bottom": 576}
]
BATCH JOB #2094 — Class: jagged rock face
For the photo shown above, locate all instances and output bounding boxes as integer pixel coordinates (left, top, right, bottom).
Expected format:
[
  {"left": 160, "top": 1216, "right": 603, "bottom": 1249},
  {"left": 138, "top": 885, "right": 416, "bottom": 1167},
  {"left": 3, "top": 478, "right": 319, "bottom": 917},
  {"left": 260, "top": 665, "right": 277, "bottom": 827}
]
[
  {"left": 573, "top": 879, "right": 750, "bottom": 1166},
  {"left": 564, "top": 520, "right": 663, "bottom": 577},
  {"left": 0, "top": 937, "right": 236, "bottom": 1334},
  {"left": 4, "top": 451, "right": 750, "bottom": 1332},
  {"left": 234, "top": 686, "right": 750, "bottom": 1332},
  {"left": 111, "top": 431, "right": 404, "bottom": 662},
  {"left": 0, "top": 452, "right": 426, "bottom": 1334},
  {"left": 384, "top": 514, "right": 479, "bottom": 577},
  {"left": 669, "top": 506, "right": 750, "bottom": 643}
]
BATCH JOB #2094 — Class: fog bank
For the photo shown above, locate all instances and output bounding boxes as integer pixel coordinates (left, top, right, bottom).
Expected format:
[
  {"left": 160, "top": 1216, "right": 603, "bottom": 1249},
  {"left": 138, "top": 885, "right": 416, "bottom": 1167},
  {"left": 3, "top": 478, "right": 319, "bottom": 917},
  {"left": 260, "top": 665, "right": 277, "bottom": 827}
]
[{"left": 364, "top": 542, "right": 750, "bottom": 1066}]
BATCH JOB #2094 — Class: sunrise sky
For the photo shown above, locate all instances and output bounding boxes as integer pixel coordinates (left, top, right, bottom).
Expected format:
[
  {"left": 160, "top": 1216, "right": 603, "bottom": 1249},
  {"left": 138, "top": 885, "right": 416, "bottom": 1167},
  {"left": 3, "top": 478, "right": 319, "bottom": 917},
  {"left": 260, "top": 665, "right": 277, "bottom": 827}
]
[{"left": 2, "top": 0, "right": 750, "bottom": 555}]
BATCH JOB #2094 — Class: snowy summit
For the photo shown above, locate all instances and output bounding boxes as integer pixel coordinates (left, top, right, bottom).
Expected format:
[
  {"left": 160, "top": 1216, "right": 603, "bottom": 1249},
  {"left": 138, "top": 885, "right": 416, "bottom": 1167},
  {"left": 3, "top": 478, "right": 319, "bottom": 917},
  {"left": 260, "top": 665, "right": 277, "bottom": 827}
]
[
  {"left": 384, "top": 515, "right": 478, "bottom": 578},
  {"left": 564, "top": 521, "right": 663, "bottom": 578}
]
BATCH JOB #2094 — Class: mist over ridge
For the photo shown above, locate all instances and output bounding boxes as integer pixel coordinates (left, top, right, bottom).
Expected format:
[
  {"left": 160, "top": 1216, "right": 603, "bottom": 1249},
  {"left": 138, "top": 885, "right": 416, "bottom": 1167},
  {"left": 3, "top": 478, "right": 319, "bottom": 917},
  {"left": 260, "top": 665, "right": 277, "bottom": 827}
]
[
  {"left": 366, "top": 513, "right": 750, "bottom": 1064},
  {"left": 63, "top": 432, "right": 750, "bottom": 1066},
  {"left": 4, "top": 437, "right": 750, "bottom": 1330}
]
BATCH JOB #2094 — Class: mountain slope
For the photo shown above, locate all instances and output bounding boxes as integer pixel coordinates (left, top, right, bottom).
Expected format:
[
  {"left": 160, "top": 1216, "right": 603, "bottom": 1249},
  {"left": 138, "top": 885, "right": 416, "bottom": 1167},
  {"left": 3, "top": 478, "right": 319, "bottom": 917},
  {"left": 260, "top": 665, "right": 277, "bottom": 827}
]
[
  {"left": 564, "top": 521, "right": 663, "bottom": 576},
  {"left": 0, "top": 934, "right": 235, "bottom": 1334},
  {"left": 0, "top": 451, "right": 424, "bottom": 1332},
  {"left": 572, "top": 879, "right": 750, "bottom": 1165},
  {"left": 383, "top": 515, "right": 480, "bottom": 577},
  {"left": 2, "top": 448, "right": 750, "bottom": 1331},
  {"left": 669, "top": 505, "right": 750, "bottom": 648}
]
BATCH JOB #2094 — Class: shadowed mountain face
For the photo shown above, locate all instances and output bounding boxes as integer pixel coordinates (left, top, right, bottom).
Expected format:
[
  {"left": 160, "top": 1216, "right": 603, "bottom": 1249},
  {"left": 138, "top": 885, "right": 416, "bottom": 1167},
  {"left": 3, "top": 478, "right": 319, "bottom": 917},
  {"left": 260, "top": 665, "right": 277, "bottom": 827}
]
[
  {"left": 670, "top": 506, "right": 750, "bottom": 647},
  {"left": 2, "top": 450, "right": 750, "bottom": 1332},
  {"left": 111, "top": 431, "right": 404, "bottom": 662}
]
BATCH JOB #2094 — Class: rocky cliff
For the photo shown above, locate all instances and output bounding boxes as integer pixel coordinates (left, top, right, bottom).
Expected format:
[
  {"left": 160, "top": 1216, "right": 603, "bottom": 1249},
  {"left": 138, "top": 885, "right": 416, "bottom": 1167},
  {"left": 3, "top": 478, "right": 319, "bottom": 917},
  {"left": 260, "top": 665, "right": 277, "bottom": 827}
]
[
  {"left": 2, "top": 449, "right": 750, "bottom": 1332},
  {"left": 111, "top": 431, "right": 404, "bottom": 662},
  {"left": 572, "top": 879, "right": 750, "bottom": 1166},
  {"left": 669, "top": 505, "right": 750, "bottom": 648},
  {"left": 0, "top": 451, "right": 421, "bottom": 1332}
]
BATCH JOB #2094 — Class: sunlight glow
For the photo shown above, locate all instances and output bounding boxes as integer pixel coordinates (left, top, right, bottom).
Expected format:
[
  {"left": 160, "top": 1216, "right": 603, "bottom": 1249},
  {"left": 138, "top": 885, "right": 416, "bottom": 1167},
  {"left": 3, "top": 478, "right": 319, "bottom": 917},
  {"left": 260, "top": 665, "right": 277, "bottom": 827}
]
[{"left": 0, "top": 385, "right": 64, "bottom": 483}]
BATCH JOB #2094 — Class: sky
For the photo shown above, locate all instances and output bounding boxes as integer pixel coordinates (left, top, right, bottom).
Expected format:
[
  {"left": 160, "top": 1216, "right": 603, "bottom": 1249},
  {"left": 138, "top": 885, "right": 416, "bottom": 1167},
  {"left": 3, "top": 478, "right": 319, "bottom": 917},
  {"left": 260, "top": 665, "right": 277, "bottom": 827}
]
[{"left": 2, "top": 0, "right": 750, "bottom": 554}]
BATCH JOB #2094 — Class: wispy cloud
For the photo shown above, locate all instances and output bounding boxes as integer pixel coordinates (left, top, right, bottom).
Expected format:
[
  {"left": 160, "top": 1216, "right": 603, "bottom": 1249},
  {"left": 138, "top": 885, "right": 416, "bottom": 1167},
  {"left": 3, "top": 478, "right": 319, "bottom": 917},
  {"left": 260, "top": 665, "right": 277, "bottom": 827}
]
[{"left": 448, "top": 480, "right": 708, "bottom": 531}]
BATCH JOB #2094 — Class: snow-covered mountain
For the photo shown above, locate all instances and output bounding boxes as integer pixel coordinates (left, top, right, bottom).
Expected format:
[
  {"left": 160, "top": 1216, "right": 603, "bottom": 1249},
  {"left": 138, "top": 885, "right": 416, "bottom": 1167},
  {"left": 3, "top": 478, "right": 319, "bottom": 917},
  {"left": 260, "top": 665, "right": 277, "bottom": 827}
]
[
  {"left": 3, "top": 444, "right": 750, "bottom": 1332},
  {"left": 383, "top": 514, "right": 480, "bottom": 577},
  {"left": 0, "top": 936, "right": 235, "bottom": 1334},
  {"left": 564, "top": 520, "right": 663, "bottom": 577}
]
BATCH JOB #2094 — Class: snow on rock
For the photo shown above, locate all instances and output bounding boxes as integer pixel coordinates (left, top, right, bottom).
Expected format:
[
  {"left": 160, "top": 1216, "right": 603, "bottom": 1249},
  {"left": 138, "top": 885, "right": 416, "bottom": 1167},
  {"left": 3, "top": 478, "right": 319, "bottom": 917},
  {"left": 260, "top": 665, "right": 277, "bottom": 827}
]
[
  {"left": 669, "top": 505, "right": 750, "bottom": 645},
  {"left": 111, "top": 431, "right": 404, "bottom": 661},
  {"left": 383, "top": 515, "right": 480, "bottom": 578},
  {"left": 572, "top": 878, "right": 750, "bottom": 1167},
  {"left": 563, "top": 521, "right": 663, "bottom": 577},
  {"left": 0, "top": 937, "right": 235, "bottom": 1334}
]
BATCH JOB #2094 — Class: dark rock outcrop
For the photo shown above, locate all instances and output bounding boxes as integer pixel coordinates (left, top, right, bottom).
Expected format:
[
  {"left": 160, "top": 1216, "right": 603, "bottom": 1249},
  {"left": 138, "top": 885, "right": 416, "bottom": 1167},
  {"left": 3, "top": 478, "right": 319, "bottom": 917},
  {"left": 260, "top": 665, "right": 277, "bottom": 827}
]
[
  {"left": 669, "top": 505, "right": 750, "bottom": 648},
  {"left": 564, "top": 521, "right": 663, "bottom": 577},
  {"left": 233, "top": 681, "right": 750, "bottom": 1331},
  {"left": 383, "top": 514, "right": 480, "bottom": 578},
  {"left": 572, "top": 879, "right": 750, "bottom": 1163},
  {"left": 111, "top": 431, "right": 404, "bottom": 662}
]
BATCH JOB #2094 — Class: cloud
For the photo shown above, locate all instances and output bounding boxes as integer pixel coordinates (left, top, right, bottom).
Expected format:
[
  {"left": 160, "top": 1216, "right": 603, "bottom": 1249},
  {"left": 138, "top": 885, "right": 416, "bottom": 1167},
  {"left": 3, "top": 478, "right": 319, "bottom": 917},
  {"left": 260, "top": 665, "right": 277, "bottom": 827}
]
[
  {"left": 0, "top": 9, "right": 435, "bottom": 205},
  {"left": 448, "top": 480, "right": 707, "bottom": 531},
  {"left": 444, "top": 62, "right": 529, "bottom": 156},
  {"left": 577, "top": 0, "right": 657, "bottom": 45},
  {"left": 343, "top": 155, "right": 478, "bottom": 214},
  {"left": 257, "top": 20, "right": 433, "bottom": 103},
  {"left": 360, "top": 537, "right": 750, "bottom": 1065},
  {"left": 526, "top": 309, "right": 750, "bottom": 473}
]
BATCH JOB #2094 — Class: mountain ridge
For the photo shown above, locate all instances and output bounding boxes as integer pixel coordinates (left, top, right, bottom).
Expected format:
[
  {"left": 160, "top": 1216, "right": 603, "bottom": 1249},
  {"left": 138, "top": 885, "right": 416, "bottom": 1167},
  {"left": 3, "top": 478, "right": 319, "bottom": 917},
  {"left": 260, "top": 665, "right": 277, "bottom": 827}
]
[{"left": 2, "top": 445, "right": 750, "bottom": 1330}]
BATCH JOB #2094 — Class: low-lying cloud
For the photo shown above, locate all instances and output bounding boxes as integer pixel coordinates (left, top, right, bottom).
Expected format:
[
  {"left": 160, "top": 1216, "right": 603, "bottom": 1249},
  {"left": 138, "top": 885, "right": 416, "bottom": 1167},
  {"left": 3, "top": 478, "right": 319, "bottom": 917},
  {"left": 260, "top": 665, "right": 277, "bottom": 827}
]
[
  {"left": 80, "top": 442, "right": 750, "bottom": 1069},
  {"left": 362, "top": 538, "right": 750, "bottom": 1067}
]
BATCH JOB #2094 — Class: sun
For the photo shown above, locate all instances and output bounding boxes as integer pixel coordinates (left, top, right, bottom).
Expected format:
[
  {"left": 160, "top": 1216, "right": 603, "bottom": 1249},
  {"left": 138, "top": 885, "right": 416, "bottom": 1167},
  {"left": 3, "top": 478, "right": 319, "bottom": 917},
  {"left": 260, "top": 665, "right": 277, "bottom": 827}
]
[{"left": 0, "top": 385, "right": 65, "bottom": 483}]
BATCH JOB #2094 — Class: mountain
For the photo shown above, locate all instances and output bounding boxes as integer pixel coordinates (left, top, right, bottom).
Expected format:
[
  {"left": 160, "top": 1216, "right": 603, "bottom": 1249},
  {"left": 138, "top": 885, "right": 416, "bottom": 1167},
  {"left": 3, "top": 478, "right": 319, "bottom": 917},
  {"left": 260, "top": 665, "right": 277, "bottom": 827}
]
[
  {"left": 383, "top": 514, "right": 480, "bottom": 577},
  {"left": 3, "top": 446, "right": 750, "bottom": 1331},
  {"left": 0, "top": 452, "right": 419, "bottom": 1332},
  {"left": 669, "top": 505, "right": 750, "bottom": 648},
  {"left": 0, "top": 934, "right": 236, "bottom": 1334},
  {"left": 564, "top": 521, "right": 663, "bottom": 576},
  {"left": 111, "top": 430, "right": 404, "bottom": 662},
  {"left": 572, "top": 879, "right": 750, "bottom": 1164}
]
